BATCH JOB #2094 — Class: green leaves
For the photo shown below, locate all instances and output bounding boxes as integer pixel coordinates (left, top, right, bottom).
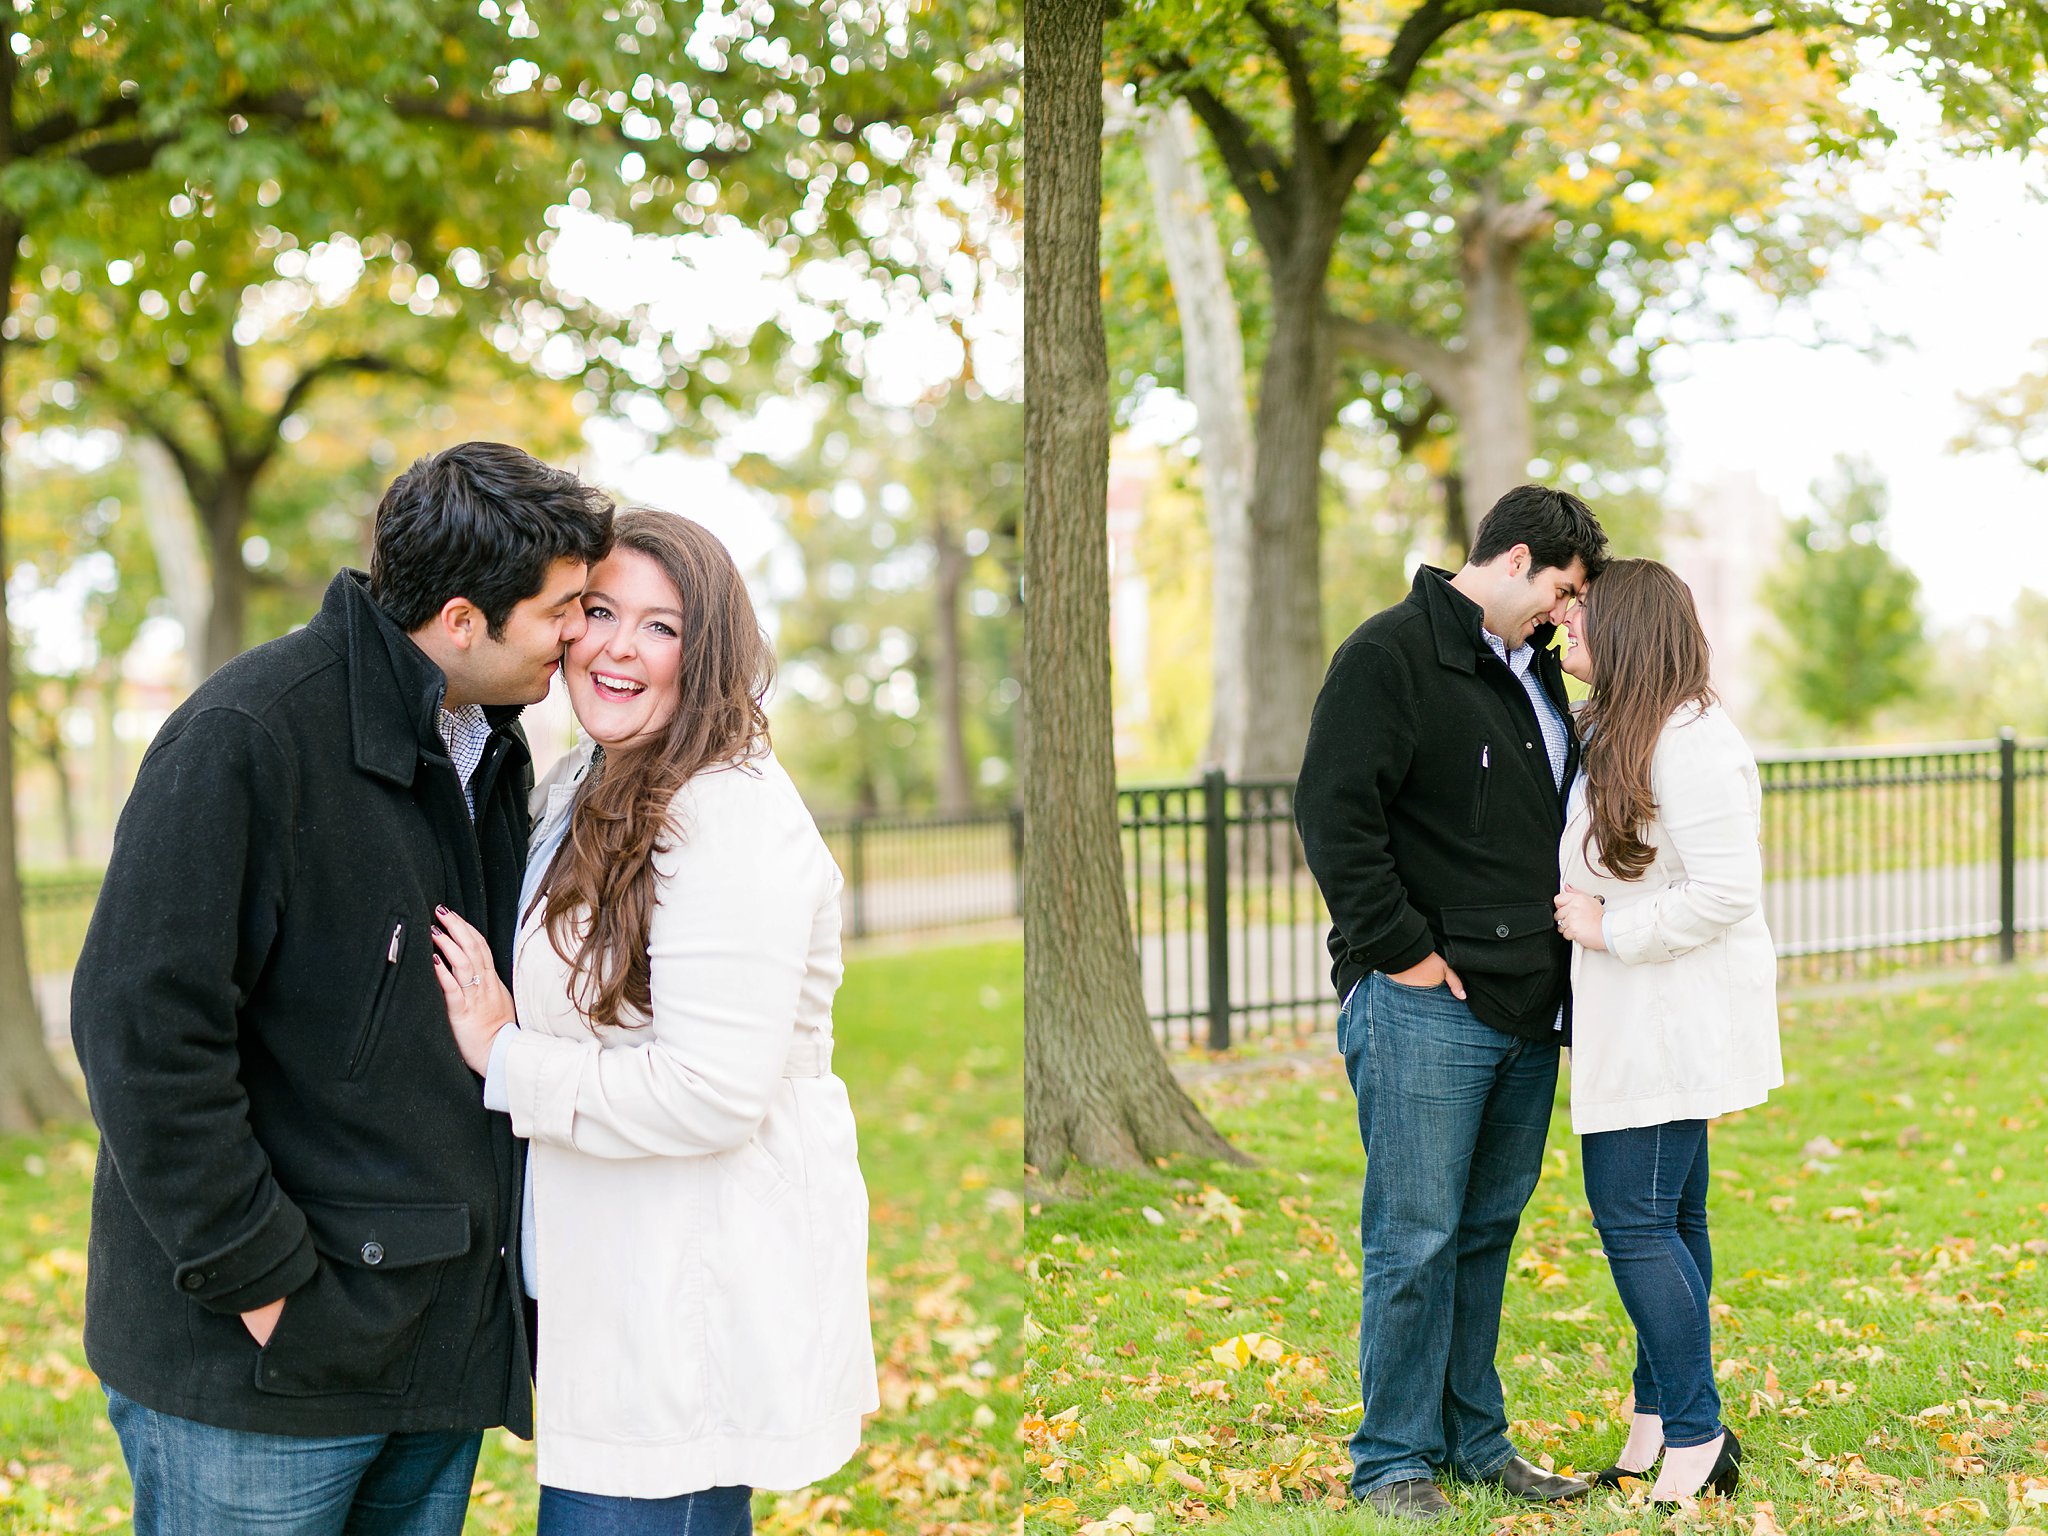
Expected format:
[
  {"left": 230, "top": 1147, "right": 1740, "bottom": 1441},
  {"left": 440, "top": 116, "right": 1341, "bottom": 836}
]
[{"left": 1762, "top": 457, "right": 1929, "bottom": 739}]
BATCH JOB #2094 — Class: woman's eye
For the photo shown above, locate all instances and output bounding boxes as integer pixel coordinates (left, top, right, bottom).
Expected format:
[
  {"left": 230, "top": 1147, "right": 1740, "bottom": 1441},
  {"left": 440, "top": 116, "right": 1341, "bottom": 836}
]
[
  {"left": 584, "top": 605, "right": 613, "bottom": 622},
  {"left": 649, "top": 621, "right": 677, "bottom": 638}
]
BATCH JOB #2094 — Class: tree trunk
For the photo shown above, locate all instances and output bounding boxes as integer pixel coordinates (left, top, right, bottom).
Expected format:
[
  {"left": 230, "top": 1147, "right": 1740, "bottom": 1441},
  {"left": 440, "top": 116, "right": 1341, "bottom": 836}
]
[
  {"left": 1457, "top": 184, "right": 1551, "bottom": 521},
  {"left": 1022, "top": 0, "right": 1241, "bottom": 1177},
  {"left": 41, "top": 729, "right": 80, "bottom": 867},
  {"left": 131, "top": 437, "right": 215, "bottom": 692},
  {"left": 1440, "top": 470, "right": 1469, "bottom": 564},
  {"left": 931, "top": 502, "right": 974, "bottom": 816},
  {"left": 199, "top": 472, "right": 256, "bottom": 678},
  {"left": 1238, "top": 252, "right": 1338, "bottom": 779},
  {"left": 0, "top": 216, "right": 89, "bottom": 1130},
  {"left": 1132, "top": 98, "right": 1254, "bottom": 777}
]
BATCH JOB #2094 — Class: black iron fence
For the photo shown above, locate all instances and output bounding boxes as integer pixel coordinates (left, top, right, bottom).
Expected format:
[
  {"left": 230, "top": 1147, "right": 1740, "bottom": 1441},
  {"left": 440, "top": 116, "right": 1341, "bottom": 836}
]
[
  {"left": 813, "top": 808, "right": 1024, "bottom": 939},
  {"left": 1122, "top": 733, "right": 2048, "bottom": 1050},
  {"left": 25, "top": 873, "right": 101, "bottom": 981},
  {"left": 22, "top": 735, "right": 2048, "bottom": 1049},
  {"left": 18, "top": 811, "right": 1026, "bottom": 989}
]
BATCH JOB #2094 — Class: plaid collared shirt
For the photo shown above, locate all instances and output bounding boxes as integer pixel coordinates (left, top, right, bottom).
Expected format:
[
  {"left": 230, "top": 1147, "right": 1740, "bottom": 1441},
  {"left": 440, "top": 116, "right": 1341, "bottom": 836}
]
[
  {"left": 1481, "top": 629, "right": 1569, "bottom": 791},
  {"left": 436, "top": 703, "right": 493, "bottom": 820}
]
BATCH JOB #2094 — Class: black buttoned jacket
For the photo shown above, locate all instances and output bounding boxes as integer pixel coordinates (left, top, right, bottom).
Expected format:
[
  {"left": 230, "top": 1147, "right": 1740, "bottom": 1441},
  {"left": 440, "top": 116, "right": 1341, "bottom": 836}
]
[
  {"left": 72, "top": 570, "right": 535, "bottom": 1437},
  {"left": 1295, "top": 566, "right": 1580, "bottom": 1042}
]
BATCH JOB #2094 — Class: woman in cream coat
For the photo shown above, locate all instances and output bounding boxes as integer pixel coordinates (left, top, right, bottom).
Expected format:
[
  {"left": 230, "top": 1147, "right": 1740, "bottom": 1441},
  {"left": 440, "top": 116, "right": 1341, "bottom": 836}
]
[
  {"left": 1552, "top": 559, "right": 1780, "bottom": 1505},
  {"left": 433, "top": 509, "right": 878, "bottom": 1534}
]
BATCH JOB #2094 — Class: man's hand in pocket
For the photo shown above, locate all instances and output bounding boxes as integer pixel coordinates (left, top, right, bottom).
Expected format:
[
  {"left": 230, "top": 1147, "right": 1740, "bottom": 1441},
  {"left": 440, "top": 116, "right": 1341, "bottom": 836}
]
[{"left": 1386, "top": 953, "right": 1467, "bottom": 1000}]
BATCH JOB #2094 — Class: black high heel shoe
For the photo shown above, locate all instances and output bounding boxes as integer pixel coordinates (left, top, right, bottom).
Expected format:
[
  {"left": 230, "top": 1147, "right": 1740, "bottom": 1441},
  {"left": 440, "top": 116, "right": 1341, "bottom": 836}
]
[
  {"left": 1650, "top": 1428, "right": 1741, "bottom": 1503},
  {"left": 1587, "top": 1459, "right": 1659, "bottom": 1490}
]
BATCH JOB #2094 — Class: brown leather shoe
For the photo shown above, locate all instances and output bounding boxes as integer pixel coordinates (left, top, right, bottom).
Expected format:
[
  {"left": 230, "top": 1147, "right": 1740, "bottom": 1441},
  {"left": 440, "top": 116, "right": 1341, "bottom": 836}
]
[
  {"left": 1480, "top": 1456, "right": 1591, "bottom": 1502},
  {"left": 1363, "top": 1479, "right": 1455, "bottom": 1521}
]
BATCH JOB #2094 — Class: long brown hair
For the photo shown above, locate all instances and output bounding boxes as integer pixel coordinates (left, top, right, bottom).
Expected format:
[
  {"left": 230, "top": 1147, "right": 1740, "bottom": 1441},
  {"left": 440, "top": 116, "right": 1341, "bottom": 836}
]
[
  {"left": 542, "top": 508, "right": 774, "bottom": 1030},
  {"left": 1578, "top": 558, "right": 1716, "bottom": 881}
]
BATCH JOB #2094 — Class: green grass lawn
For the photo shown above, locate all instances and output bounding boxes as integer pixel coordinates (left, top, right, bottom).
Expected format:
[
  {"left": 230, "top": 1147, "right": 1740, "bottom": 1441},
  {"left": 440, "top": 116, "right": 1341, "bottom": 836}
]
[
  {"left": 1024, "top": 971, "right": 2048, "bottom": 1534},
  {"left": 0, "top": 937, "right": 1022, "bottom": 1536}
]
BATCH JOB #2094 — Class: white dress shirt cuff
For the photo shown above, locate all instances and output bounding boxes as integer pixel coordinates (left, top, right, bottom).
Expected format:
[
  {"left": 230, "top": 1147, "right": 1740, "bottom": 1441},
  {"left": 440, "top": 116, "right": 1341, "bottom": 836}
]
[{"left": 482, "top": 1025, "right": 519, "bottom": 1112}]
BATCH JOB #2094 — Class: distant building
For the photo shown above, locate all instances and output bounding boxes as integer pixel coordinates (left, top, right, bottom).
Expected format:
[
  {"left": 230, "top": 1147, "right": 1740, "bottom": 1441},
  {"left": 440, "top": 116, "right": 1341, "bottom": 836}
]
[{"left": 1663, "top": 473, "right": 1784, "bottom": 733}]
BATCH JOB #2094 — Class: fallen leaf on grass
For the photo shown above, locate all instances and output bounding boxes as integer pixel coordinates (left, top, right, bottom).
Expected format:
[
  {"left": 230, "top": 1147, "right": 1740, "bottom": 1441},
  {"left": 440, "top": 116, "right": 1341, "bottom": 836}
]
[
  {"left": 1208, "top": 1333, "right": 1286, "bottom": 1372},
  {"left": 1189, "top": 1187, "right": 1247, "bottom": 1235},
  {"left": 1078, "top": 1504, "right": 1154, "bottom": 1534}
]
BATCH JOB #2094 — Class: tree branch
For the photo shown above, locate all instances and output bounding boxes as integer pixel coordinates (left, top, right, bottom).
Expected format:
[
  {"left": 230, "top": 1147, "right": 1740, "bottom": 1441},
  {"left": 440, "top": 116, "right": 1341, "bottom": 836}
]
[
  {"left": 1244, "top": 1, "right": 1329, "bottom": 181},
  {"left": 1507, "top": 0, "right": 1775, "bottom": 41},
  {"left": 1328, "top": 311, "right": 1468, "bottom": 410},
  {"left": 264, "top": 353, "right": 419, "bottom": 450},
  {"left": 1167, "top": 65, "right": 1293, "bottom": 254},
  {"left": 18, "top": 95, "right": 142, "bottom": 156},
  {"left": 1330, "top": 0, "right": 1772, "bottom": 187},
  {"left": 76, "top": 363, "right": 220, "bottom": 503}
]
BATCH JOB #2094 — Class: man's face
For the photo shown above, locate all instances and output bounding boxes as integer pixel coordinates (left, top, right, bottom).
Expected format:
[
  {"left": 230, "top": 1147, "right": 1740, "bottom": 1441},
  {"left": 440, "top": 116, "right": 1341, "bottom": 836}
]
[
  {"left": 451, "top": 557, "right": 591, "bottom": 707},
  {"left": 1504, "top": 553, "right": 1587, "bottom": 647}
]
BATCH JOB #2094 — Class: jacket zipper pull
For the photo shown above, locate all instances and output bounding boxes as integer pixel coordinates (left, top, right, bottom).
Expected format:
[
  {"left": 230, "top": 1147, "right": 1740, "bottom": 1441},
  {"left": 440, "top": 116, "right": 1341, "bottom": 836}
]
[
  {"left": 1481, "top": 745, "right": 1490, "bottom": 769},
  {"left": 387, "top": 922, "right": 405, "bottom": 963}
]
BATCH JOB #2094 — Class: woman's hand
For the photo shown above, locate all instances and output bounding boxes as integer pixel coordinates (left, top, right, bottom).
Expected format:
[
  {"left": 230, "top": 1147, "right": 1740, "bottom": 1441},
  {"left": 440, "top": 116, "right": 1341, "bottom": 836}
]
[
  {"left": 431, "top": 905, "right": 516, "bottom": 1073},
  {"left": 1554, "top": 886, "right": 1608, "bottom": 950}
]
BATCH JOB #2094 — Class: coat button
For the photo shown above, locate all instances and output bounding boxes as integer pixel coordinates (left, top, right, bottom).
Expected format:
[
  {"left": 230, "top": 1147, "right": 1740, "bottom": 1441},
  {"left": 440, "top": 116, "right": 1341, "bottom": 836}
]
[
  {"left": 1496, "top": 924, "right": 1511, "bottom": 937},
  {"left": 361, "top": 1242, "right": 386, "bottom": 1266},
  {"left": 181, "top": 1272, "right": 205, "bottom": 1291}
]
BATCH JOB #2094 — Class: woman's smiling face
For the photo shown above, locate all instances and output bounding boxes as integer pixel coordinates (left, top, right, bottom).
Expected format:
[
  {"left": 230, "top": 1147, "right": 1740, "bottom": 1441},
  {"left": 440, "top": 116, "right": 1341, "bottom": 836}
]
[{"left": 564, "top": 548, "right": 686, "bottom": 748}]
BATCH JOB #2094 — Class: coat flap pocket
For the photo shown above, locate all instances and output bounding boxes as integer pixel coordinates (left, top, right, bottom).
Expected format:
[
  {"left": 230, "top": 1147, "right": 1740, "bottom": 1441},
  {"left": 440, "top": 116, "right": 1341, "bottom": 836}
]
[
  {"left": 1440, "top": 902, "right": 1555, "bottom": 945},
  {"left": 295, "top": 1199, "right": 471, "bottom": 1270}
]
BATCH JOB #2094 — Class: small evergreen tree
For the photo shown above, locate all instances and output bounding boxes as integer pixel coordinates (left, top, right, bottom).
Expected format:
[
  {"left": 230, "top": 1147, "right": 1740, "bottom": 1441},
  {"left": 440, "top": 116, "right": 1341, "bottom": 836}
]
[{"left": 1763, "top": 459, "right": 1927, "bottom": 738}]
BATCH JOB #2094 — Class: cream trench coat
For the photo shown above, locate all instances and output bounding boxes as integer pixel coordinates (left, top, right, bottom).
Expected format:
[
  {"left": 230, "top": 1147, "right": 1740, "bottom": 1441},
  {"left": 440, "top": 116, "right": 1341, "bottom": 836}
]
[
  {"left": 1560, "top": 703, "right": 1783, "bottom": 1135},
  {"left": 499, "top": 741, "right": 879, "bottom": 1498}
]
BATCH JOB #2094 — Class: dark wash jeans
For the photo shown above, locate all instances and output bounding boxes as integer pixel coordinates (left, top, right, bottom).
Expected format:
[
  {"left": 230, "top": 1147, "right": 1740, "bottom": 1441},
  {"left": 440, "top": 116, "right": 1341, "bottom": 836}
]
[
  {"left": 1338, "top": 971, "right": 1559, "bottom": 1498},
  {"left": 1581, "top": 1119, "right": 1722, "bottom": 1447},
  {"left": 105, "top": 1386, "right": 481, "bottom": 1536},
  {"left": 539, "top": 1484, "right": 753, "bottom": 1535}
]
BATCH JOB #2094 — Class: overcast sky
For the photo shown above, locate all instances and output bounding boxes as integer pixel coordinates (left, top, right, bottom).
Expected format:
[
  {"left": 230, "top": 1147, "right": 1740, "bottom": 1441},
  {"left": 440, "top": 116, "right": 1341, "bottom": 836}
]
[{"left": 1656, "top": 143, "right": 2048, "bottom": 630}]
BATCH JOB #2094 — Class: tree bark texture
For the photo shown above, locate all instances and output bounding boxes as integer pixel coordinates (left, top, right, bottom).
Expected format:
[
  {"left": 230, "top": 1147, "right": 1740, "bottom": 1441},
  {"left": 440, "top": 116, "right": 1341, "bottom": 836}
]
[
  {"left": 199, "top": 472, "right": 256, "bottom": 679},
  {"left": 1023, "top": 0, "right": 1241, "bottom": 1176},
  {"left": 0, "top": 215, "right": 89, "bottom": 1130},
  {"left": 1133, "top": 98, "right": 1254, "bottom": 777},
  {"left": 930, "top": 503, "right": 974, "bottom": 816},
  {"left": 1238, "top": 251, "right": 1337, "bottom": 779},
  {"left": 131, "top": 438, "right": 215, "bottom": 691},
  {"left": 1457, "top": 184, "right": 1551, "bottom": 520},
  {"left": 1329, "top": 183, "right": 1551, "bottom": 545}
]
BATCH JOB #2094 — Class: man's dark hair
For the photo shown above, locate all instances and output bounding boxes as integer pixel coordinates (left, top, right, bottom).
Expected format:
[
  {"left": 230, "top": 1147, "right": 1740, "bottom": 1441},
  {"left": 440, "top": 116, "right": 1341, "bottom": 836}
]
[
  {"left": 1469, "top": 484, "right": 1609, "bottom": 582},
  {"left": 370, "top": 442, "right": 615, "bottom": 635}
]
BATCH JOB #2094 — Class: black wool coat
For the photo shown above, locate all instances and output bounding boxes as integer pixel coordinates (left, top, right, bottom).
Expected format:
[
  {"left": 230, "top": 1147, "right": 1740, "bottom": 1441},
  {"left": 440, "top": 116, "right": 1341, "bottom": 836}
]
[
  {"left": 1294, "top": 566, "right": 1580, "bottom": 1042},
  {"left": 72, "top": 570, "right": 536, "bottom": 1437}
]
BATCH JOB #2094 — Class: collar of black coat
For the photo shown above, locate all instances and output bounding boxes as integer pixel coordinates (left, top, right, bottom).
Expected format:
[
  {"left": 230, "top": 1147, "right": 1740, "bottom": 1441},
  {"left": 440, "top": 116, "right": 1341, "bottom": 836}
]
[
  {"left": 312, "top": 570, "right": 526, "bottom": 788},
  {"left": 1409, "top": 563, "right": 1562, "bottom": 678}
]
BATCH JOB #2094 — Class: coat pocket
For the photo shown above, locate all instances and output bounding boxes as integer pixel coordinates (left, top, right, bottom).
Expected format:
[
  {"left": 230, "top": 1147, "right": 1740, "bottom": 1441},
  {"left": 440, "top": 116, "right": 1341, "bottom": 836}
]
[
  {"left": 344, "top": 911, "right": 411, "bottom": 1080},
  {"left": 1439, "top": 902, "right": 1565, "bottom": 1022},
  {"left": 254, "top": 1199, "right": 470, "bottom": 1398},
  {"left": 1469, "top": 744, "right": 1493, "bottom": 835}
]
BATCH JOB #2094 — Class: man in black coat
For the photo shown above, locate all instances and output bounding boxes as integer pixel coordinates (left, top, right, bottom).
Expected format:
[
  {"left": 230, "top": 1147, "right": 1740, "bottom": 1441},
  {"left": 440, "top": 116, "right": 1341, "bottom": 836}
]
[
  {"left": 1295, "top": 486, "right": 1609, "bottom": 1521},
  {"left": 72, "top": 442, "right": 613, "bottom": 1536}
]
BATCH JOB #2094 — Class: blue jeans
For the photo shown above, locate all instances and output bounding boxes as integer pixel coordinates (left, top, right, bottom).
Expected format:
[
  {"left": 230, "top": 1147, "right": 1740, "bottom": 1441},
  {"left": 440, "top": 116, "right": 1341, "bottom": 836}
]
[
  {"left": 104, "top": 1386, "right": 481, "bottom": 1536},
  {"left": 1581, "top": 1119, "right": 1722, "bottom": 1447},
  {"left": 539, "top": 1484, "right": 753, "bottom": 1535},
  {"left": 1339, "top": 972, "right": 1559, "bottom": 1498}
]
